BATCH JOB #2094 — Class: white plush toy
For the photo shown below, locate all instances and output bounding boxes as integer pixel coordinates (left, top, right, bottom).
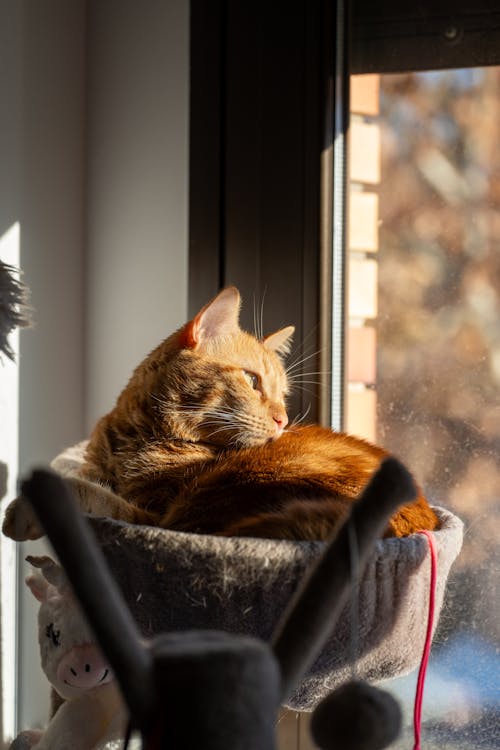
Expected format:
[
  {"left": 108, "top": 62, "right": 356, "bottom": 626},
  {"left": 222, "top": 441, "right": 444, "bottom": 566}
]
[{"left": 10, "top": 556, "right": 127, "bottom": 750}]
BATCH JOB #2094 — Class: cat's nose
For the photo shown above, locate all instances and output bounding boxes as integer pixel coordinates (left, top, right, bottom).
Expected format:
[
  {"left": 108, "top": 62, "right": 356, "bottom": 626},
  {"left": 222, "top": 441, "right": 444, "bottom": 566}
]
[{"left": 272, "top": 411, "right": 288, "bottom": 434}]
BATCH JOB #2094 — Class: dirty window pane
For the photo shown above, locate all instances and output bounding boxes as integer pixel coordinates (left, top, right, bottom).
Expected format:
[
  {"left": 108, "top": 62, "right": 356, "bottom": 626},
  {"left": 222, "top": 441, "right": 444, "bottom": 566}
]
[{"left": 377, "top": 69, "right": 500, "bottom": 749}]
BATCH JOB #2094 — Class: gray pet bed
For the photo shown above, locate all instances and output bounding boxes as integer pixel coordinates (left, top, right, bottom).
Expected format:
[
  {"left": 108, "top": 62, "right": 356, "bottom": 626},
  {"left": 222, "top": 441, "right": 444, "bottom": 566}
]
[{"left": 52, "top": 445, "right": 463, "bottom": 711}]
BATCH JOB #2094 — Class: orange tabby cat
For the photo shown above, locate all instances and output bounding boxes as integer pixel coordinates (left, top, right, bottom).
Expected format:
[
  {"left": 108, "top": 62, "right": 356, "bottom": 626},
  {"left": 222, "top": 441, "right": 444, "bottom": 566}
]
[{"left": 81, "top": 287, "right": 439, "bottom": 541}]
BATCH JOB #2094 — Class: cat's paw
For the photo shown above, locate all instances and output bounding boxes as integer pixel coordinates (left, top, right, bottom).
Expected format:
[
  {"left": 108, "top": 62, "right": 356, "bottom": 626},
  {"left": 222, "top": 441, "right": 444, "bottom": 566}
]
[
  {"left": 9, "top": 729, "right": 43, "bottom": 749},
  {"left": 2, "top": 496, "right": 43, "bottom": 541}
]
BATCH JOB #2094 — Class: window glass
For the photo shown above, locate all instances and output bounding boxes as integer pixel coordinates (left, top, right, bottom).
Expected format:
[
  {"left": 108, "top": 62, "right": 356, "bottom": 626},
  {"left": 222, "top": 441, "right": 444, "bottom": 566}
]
[{"left": 350, "top": 69, "right": 500, "bottom": 749}]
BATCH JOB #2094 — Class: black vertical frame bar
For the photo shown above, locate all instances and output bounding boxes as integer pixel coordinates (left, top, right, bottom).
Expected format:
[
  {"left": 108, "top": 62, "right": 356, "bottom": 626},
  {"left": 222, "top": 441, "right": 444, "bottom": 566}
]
[
  {"left": 222, "top": 0, "right": 322, "bottom": 423},
  {"left": 319, "top": 0, "right": 351, "bottom": 430},
  {"left": 188, "top": 0, "right": 225, "bottom": 317},
  {"left": 189, "top": 0, "right": 324, "bottom": 424}
]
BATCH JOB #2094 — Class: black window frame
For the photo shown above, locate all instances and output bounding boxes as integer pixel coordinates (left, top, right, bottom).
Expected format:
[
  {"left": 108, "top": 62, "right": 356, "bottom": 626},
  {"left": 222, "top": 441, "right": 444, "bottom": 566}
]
[{"left": 188, "top": 0, "right": 500, "bottom": 426}]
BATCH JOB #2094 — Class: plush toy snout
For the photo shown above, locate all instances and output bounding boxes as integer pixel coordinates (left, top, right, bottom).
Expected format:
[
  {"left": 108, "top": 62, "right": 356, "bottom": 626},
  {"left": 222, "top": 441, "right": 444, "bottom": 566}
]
[{"left": 56, "top": 643, "right": 113, "bottom": 691}]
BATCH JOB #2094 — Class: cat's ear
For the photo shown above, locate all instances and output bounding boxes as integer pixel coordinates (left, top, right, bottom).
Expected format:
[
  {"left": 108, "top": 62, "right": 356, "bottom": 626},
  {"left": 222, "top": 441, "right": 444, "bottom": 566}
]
[
  {"left": 180, "top": 287, "right": 242, "bottom": 348},
  {"left": 263, "top": 326, "right": 295, "bottom": 357}
]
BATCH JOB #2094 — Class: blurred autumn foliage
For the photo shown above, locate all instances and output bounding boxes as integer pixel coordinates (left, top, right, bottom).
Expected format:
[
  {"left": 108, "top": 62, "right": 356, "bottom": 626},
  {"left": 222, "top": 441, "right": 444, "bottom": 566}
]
[{"left": 376, "top": 69, "right": 500, "bottom": 643}]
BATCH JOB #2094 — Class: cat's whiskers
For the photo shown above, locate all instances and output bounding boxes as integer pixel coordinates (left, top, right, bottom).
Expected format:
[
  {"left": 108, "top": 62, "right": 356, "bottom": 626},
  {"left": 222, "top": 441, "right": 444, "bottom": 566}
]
[
  {"left": 286, "top": 369, "right": 326, "bottom": 379},
  {"left": 252, "top": 295, "right": 258, "bottom": 339},
  {"left": 289, "top": 385, "right": 319, "bottom": 400},
  {"left": 286, "top": 349, "right": 323, "bottom": 370},
  {"left": 285, "top": 348, "right": 323, "bottom": 376},
  {"left": 203, "top": 404, "right": 243, "bottom": 421},
  {"left": 228, "top": 430, "right": 249, "bottom": 449},
  {"left": 201, "top": 405, "right": 246, "bottom": 437},
  {"left": 290, "top": 403, "right": 312, "bottom": 427},
  {"left": 252, "top": 288, "right": 267, "bottom": 340},
  {"left": 163, "top": 402, "right": 204, "bottom": 412},
  {"left": 288, "top": 381, "right": 323, "bottom": 390},
  {"left": 252, "top": 294, "right": 261, "bottom": 340},
  {"left": 286, "top": 372, "right": 326, "bottom": 384},
  {"left": 286, "top": 323, "right": 319, "bottom": 361},
  {"left": 150, "top": 394, "right": 200, "bottom": 417},
  {"left": 286, "top": 372, "right": 326, "bottom": 399},
  {"left": 201, "top": 416, "right": 239, "bottom": 434},
  {"left": 259, "top": 287, "right": 267, "bottom": 342},
  {"left": 149, "top": 392, "right": 173, "bottom": 415},
  {"left": 204, "top": 422, "right": 249, "bottom": 448},
  {"left": 202, "top": 405, "right": 276, "bottom": 447},
  {"left": 160, "top": 403, "right": 206, "bottom": 421},
  {"left": 208, "top": 426, "right": 246, "bottom": 450}
]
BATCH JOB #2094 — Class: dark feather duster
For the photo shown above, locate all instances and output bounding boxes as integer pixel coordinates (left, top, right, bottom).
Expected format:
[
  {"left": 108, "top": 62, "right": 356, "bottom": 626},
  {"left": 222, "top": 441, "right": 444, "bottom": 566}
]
[{"left": 0, "top": 260, "right": 31, "bottom": 361}]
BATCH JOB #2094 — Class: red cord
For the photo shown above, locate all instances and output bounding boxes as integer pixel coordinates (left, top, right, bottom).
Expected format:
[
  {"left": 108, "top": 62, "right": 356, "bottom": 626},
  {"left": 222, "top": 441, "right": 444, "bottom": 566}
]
[{"left": 413, "top": 530, "right": 437, "bottom": 750}]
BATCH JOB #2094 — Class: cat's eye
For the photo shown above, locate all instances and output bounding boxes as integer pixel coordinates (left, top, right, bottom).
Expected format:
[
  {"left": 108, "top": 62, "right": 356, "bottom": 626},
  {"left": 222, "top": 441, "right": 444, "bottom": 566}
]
[
  {"left": 46, "top": 623, "right": 61, "bottom": 647},
  {"left": 243, "top": 370, "right": 259, "bottom": 390}
]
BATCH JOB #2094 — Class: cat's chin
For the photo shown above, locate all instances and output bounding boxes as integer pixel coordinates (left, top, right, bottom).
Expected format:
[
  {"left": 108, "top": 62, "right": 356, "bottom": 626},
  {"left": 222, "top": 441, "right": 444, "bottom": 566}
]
[
  {"left": 219, "top": 434, "right": 277, "bottom": 450},
  {"left": 266, "top": 434, "right": 282, "bottom": 444},
  {"left": 243, "top": 433, "right": 281, "bottom": 448}
]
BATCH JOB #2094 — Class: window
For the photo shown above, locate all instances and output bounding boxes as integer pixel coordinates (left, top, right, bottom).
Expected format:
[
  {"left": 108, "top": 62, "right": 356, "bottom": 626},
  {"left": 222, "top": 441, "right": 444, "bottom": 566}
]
[
  {"left": 189, "top": 5, "right": 500, "bottom": 748},
  {"left": 347, "top": 69, "right": 500, "bottom": 749}
]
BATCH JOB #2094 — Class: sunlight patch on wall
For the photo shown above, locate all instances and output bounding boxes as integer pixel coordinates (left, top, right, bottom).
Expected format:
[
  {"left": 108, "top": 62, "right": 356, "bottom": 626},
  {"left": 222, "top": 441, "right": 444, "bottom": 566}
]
[{"left": 0, "top": 221, "right": 21, "bottom": 741}]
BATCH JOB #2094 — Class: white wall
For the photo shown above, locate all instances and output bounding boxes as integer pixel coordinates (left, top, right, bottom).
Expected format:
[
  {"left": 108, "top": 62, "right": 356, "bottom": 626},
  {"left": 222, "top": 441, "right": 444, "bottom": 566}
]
[
  {"left": 86, "top": 0, "right": 189, "bottom": 429},
  {"left": 0, "top": 0, "right": 189, "bottom": 737},
  {"left": 1, "top": 0, "right": 87, "bottom": 733}
]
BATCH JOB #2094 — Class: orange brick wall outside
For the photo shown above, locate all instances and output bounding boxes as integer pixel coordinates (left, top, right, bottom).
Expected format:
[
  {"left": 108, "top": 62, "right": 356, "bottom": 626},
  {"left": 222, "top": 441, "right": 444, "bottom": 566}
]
[{"left": 347, "top": 75, "right": 381, "bottom": 443}]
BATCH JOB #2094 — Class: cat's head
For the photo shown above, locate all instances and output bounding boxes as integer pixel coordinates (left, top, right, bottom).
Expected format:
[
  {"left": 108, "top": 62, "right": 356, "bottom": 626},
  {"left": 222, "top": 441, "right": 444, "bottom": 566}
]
[{"left": 133, "top": 287, "right": 295, "bottom": 449}]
